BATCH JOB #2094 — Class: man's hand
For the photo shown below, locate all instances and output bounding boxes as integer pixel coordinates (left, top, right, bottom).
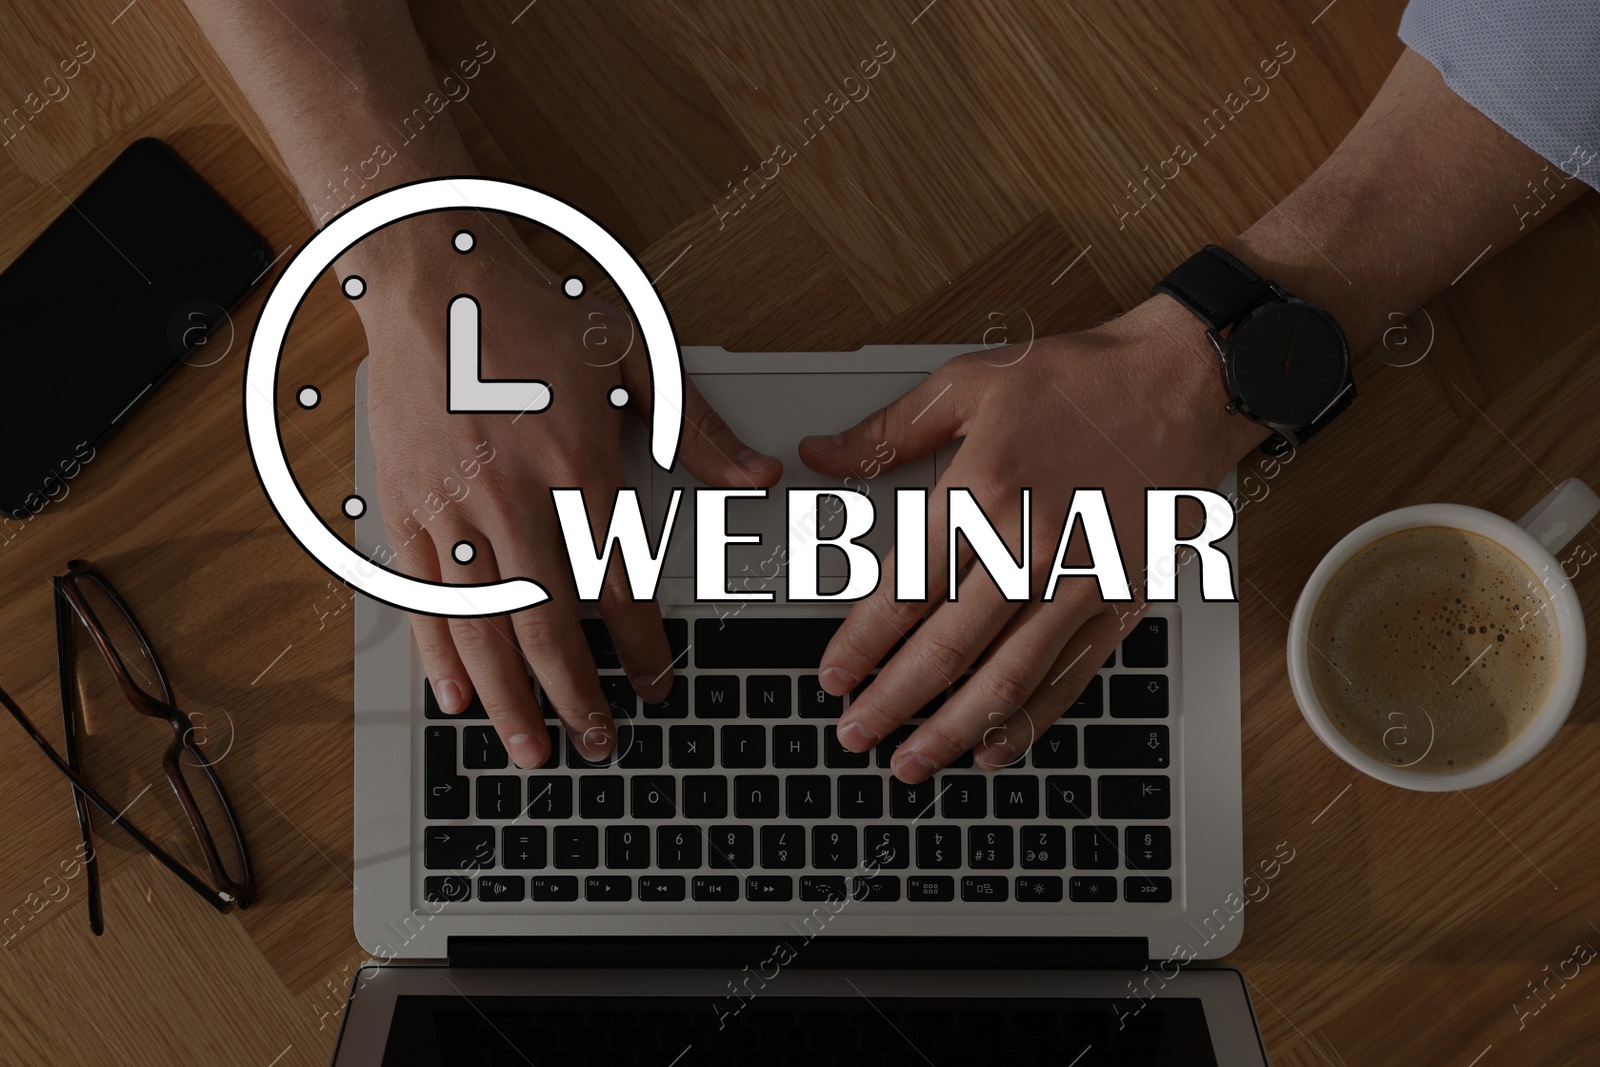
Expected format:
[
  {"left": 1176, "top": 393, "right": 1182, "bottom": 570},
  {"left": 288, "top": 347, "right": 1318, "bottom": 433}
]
[
  {"left": 800, "top": 297, "right": 1266, "bottom": 783},
  {"left": 358, "top": 218, "right": 780, "bottom": 768}
]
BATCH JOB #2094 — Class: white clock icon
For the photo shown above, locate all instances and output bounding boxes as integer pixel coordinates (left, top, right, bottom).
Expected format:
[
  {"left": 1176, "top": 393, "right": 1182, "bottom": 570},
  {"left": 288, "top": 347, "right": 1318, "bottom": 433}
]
[{"left": 244, "top": 177, "right": 684, "bottom": 617}]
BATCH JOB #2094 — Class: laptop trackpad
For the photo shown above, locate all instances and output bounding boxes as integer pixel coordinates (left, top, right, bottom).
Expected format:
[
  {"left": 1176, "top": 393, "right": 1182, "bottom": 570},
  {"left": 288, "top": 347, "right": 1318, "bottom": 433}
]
[{"left": 643, "top": 372, "right": 941, "bottom": 588}]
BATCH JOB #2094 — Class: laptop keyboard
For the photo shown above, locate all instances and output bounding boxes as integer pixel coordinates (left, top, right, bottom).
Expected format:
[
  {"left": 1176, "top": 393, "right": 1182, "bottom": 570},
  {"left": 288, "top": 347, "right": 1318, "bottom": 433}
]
[{"left": 418, "top": 614, "right": 1176, "bottom": 909}]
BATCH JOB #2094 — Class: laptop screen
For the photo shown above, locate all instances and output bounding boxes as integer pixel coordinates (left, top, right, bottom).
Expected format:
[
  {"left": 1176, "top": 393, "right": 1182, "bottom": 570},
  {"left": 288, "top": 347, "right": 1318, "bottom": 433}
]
[{"left": 378, "top": 993, "right": 1219, "bottom": 1065}]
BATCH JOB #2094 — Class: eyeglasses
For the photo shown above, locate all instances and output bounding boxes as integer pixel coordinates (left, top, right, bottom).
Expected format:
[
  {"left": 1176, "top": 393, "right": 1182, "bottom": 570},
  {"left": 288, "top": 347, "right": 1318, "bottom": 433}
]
[{"left": 0, "top": 559, "right": 253, "bottom": 934}]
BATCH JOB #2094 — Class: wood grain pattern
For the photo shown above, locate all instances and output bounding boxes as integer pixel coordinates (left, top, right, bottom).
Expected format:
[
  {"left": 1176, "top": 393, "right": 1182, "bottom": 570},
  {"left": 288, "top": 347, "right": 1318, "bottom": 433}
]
[{"left": 0, "top": 1, "right": 1596, "bottom": 1065}]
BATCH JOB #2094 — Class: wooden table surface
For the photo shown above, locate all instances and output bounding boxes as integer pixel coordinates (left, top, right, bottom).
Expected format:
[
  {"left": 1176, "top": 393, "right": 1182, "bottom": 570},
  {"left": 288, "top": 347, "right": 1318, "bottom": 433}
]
[{"left": 2, "top": 1, "right": 1598, "bottom": 1064}]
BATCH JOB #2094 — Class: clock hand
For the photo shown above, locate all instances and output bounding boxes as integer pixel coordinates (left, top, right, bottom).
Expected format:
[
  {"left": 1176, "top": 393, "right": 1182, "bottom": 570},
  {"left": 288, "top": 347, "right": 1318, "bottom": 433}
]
[{"left": 1284, "top": 316, "right": 1304, "bottom": 374}]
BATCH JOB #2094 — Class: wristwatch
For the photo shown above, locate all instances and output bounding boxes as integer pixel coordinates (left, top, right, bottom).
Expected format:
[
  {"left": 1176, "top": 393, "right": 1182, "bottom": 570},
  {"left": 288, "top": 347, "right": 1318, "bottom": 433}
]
[{"left": 1153, "top": 244, "right": 1354, "bottom": 457}]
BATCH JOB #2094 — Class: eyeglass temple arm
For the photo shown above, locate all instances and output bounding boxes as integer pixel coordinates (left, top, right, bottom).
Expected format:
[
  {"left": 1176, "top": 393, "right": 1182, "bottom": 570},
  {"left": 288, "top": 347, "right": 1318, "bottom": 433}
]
[
  {"left": 0, "top": 684, "right": 232, "bottom": 915},
  {"left": 54, "top": 577, "right": 103, "bottom": 936}
]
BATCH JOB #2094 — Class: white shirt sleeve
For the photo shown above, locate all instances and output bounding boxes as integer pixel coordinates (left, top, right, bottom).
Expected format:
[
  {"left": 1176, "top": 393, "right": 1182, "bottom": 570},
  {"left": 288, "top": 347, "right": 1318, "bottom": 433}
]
[{"left": 1401, "top": 0, "right": 1600, "bottom": 187}]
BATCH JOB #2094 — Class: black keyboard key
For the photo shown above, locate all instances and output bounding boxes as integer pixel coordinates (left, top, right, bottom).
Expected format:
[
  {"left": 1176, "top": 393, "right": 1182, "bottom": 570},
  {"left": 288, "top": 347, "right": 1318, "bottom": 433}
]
[
  {"left": 478, "top": 875, "right": 524, "bottom": 902},
  {"left": 1060, "top": 675, "right": 1103, "bottom": 719},
  {"left": 1099, "top": 775, "right": 1170, "bottom": 819},
  {"left": 424, "top": 678, "right": 488, "bottom": 719},
  {"left": 643, "top": 676, "right": 690, "bottom": 719},
  {"left": 1085, "top": 725, "right": 1169, "bottom": 768},
  {"left": 851, "top": 874, "right": 900, "bottom": 902},
  {"left": 639, "top": 875, "right": 686, "bottom": 901},
  {"left": 617, "top": 724, "right": 662, "bottom": 768},
  {"left": 961, "top": 876, "right": 1008, "bottom": 902},
  {"left": 475, "top": 775, "right": 521, "bottom": 820},
  {"left": 525, "top": 776, "right": 573, "bottom": 819},
  {"left": 837, "top": 776, "right": 883, "bottom": 819},
  {"left": 580, "top": 619, "right": 622, "bottom": 669},
  {"left": 1125, "top": 876, "right": 1173, "bottom": 902},
  {"left": 586, "top": 875, "right": 632, "bottom": 901},
  {"left": 1121, "top": 616, "right": 1169, "bottom": 668},
  {"left": 948, "top": 747, "right": 975, "bottom": 769},
  {"left": 907, "top": 876, "right": 954, "bottom": 901},
  {"left": 798, "top": 675, "right": 842, "bottom": 718},
  {"left": 462, "top": 726, "right": 508, "bottom": 769},
  {"left": 864, "top": 826, "right": 909, "bottom": 869},
  {"left": 695, "top": 675, "right": 740, "bottom": 718},
  {"left": 1111, "top": 675, "right": 1169, "bottom": 718},
  {"left": 600, "top": 674, "right": 638, "bottom": 719},
  {"left": 693, "top": 875, "right": 739, "bottom": 901},
  {"left": 801, "top": 876, "right": 847, "bottom": 902},
  {"left": 916, "top": 826, "right": 960, "bottom": 869},
  {"left": 424, "top": 826, "right": 495, "bottom": 871},
  {"left": 580, "top": 775, "right": 625, "bottom": 819},
  {"left": 1045, "top": 775, "right": 1092, "bottom": 819},
  {"left": 566, "top": 729, "right": 616, "bottom": 769},
  {"left": 761, "top": 825, "right": 805, "bottom": 868},
  {"left": 664, "top": 618, "right": 689, "bottom": 668},
  {"left": 502, "top": 827, "right": 547, "bottom": 870},
  {"left": 746, "top": 875, "right": 793, "bottom": 901},
  {"left": 1070, "top": 876, "right": 1118, "bottom": 901},
  {"left": 890, "top": 776, "right": 937, "bottom": 819},
  {"left": 875, "top": 725, "right": 916, "bottom": 769},
  {"left": 967, "top": 826, "right": 1014, "bottom": 869},
  {"left": 707, "top": 825, "right": 753, "bottom": 869},
  {"left": 734, "top": 775, "right": 779, "bottom": 819},
  {"left": 786, "top": 775, "right": 831, "bottom": 818},
  {"left": 531, "top": 875, "right": 579, "bottom": 901},
  {"left": 554, "top": 825, "right": 599, "bottom": 868},
  {"left": 423, "top": 876, "right": 471, "bottom": 902},
  {"left": 746, "top": 675, "right": 792, "bottom": 719},
  {"left": 631, "top": 775, "right": 676, "bottom": 819},
  {"left": 721, "top": 725, "right": 766, "bottom": 768},
  {"left": 1126, "top": 826, "right": 1172, "bottom": 870},
  {"left": 914, "top": 690, "right": 946, "bottom": 719},
  {"left": 813, "top": 826, "right": 858, "bottom": 869},
  {"left": 694, "top": 616, "right": 843, "bottom": 669},
  {"left": 1073, "top": 825, "right": 1119, "bottom": 870},
  {"left": 423, "top": 726, "right": 469, "bottom": 819},
  {"left": 1015, "top": 876, "right": 1063, "bottom": 902},
  {"left": 656, "top": 826, "right": 702, "bottom": 869},
  {"left": 605, "top": 825, "right": 650, "bottom": 869},
  {"left": 1105, "top": 649, "right": 1117, "bottom": 669},
  {"left": 535, "top": 725, "right": 562, "bottom": 769},
  {"left": 772, "top": 725, "right": 818, "bottom": 768},
  {"left": 1021, "top": 826, "right": 1066, "bottom": 870},
  {"left": 682, "top": 775, "right": 728, "bottom": 818},
  {"left": 1030, "top": 725, "right": 1078, "bottom": 768},
  {"left": 941, "top": 776, "right": 987, "bottom": 819},
  {"left": 994, "top": 776, "right": 1039, "bottom": 818},
  {"left": 669, "top": 725, "right": 715, "bottom": 768},
  {"left": 823, "top": 725, "right": 870, "bottom": 768}
]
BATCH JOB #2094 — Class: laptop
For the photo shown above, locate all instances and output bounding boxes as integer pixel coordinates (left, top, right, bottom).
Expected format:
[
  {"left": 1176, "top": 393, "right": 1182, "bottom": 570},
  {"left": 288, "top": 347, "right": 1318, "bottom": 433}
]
[{"left": 340, "top": 347, "right": 1267, "bottom": 1065}]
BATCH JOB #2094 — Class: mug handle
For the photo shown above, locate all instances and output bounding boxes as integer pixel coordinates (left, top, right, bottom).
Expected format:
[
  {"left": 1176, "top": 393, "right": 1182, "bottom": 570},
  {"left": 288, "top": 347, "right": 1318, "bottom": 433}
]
[{"left": 1517, "top": 477, "right": 1600, "bottom": 554}]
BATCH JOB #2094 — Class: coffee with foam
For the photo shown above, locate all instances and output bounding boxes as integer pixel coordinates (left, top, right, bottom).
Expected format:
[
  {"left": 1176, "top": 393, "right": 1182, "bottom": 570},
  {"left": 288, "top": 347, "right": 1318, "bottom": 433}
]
[{"left": 1307, "top": 526, "right": 1558, "bottom": 772}]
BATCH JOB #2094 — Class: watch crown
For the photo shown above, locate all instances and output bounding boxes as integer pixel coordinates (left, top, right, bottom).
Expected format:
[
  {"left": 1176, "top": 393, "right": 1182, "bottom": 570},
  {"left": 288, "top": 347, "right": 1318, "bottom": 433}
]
[{"left": 1225, "top": 400, "right": 1241, "bottom": 414}]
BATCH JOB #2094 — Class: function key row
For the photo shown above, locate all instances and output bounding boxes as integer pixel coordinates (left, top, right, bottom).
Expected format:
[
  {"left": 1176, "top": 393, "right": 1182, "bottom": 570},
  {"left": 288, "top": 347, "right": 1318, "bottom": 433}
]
[
  {"left": 422, "top": 871, "right": 1173, "bottom": 905},
  {"left": 426, "top": 763, "right": 1170, "bottom": 822},
  {"left": 424, "top": 824, "right": 1172, "bottom": 875}
]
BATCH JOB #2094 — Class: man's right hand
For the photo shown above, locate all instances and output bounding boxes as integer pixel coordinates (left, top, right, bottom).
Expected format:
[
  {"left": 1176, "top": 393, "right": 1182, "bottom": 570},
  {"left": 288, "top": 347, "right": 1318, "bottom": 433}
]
[{"left": 355, "top": 216, "right": 781, "bottom": 769}]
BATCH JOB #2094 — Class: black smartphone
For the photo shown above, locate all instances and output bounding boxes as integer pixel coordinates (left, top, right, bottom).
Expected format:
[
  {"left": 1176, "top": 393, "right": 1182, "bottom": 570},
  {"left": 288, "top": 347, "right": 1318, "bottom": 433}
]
[{"left": 0, "top": 137, "right": 272, "bottom": 518}]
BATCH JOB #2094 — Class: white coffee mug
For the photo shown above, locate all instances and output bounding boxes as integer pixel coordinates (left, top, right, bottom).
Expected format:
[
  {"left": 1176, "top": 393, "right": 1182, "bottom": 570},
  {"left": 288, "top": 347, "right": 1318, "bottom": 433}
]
[{"left": 1287, "top": 477, "right": 1600, "bottom": 790}]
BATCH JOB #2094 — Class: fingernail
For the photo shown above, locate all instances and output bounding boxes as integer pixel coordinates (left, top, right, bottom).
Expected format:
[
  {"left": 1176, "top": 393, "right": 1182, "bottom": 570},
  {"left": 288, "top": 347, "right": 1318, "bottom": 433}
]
[
  {"left": 977, "top": 740, "right": 1016, "bottom": 769},
  {"left": 820, "top": 666, "right": 859, "bottom": 694},
  {"left": 437, "top": 679, "right": 466, "bottom": 715},
  {"left": 838, "top": 721, "right": 880, "bottom": 749},
  {"left": 802, "top": 434, "right": 844, "bottom": 455},
  {"left": 507, "top": 732, "right": 544, "bottom": 769},
  {"left": 578, "top": 722, "right": 614, "bottom": 760},
  {"left": 894, "top": 750, "right": 937, "bottom": 781},
  {"left": 734, "top": 448, "right": 778, "bottom": 473}
]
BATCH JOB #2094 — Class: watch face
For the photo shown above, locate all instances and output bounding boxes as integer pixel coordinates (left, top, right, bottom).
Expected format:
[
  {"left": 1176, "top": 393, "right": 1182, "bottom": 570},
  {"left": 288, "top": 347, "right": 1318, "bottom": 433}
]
[{"left": 1227, "top": 301, "right": 1348, "bottom": 426}]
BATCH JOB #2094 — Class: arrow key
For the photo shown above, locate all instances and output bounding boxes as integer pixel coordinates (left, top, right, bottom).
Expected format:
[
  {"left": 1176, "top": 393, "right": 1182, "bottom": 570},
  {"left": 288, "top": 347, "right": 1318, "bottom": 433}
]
[{"left": 1110, "top": 674, "right": 1169, "bottom": 718}]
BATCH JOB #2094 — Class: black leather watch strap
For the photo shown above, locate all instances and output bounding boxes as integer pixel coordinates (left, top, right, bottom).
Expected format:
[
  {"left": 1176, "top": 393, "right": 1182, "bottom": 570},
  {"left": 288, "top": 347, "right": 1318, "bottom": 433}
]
[{"left": 1151, "top": 244, "right": 1271, "bottom": 332}]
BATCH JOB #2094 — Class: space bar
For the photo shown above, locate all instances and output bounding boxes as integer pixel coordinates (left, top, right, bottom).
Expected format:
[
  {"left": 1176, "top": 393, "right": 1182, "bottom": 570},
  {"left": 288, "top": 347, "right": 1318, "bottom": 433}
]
[{"left": 694, "top": 616, "right": 845, "bottom": 669}]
